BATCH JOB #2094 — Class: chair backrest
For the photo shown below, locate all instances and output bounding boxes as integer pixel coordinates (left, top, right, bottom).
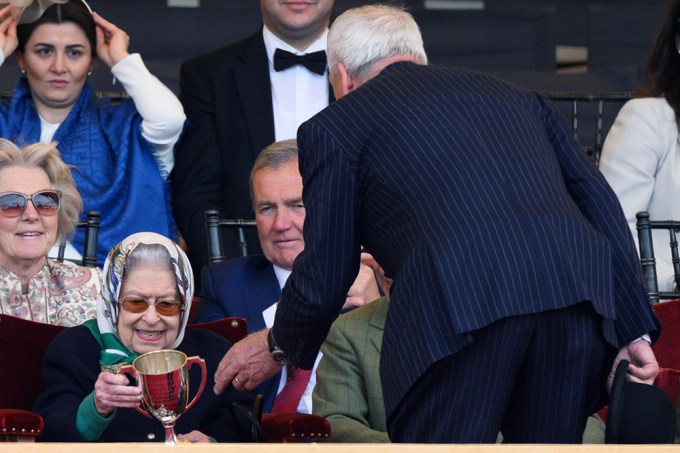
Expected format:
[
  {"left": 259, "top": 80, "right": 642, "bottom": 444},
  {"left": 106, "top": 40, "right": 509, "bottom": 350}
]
[
  {"left": 545, "top": 92, "right": 632, "bottom": 165},
  {"left": 0, "top": 315, "right": 66, "bottom": 411},
  {"left": 204, "top": 210, "right": 257, "bottom": 263},
  {"left": 189, "top": 317, "right": 248, "bottom": 346},
  {"left": 55, "top": 210, "right": 101, "bottom": 268},
  {"left": 635, "top": 211, "right": 680, "bottom": 304}
]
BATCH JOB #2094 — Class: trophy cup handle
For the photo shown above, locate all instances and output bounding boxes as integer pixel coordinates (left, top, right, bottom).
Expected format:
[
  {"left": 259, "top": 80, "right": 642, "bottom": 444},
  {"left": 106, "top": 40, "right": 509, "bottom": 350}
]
[
  {"left": 184, "top": 356, "right": 207, "bottom": 412},
  {"left": 116, "top": 364, "right": 152, "bottom": 418}
]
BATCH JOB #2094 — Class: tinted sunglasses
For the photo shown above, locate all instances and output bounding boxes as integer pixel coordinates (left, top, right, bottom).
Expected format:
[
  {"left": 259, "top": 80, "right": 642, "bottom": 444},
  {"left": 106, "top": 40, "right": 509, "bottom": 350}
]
[
  {"left": 0, "top": 190, "right": 61, "bottom": 217},
  {"left": 120, "top": 298, "right": 185, "bottom": 316}
]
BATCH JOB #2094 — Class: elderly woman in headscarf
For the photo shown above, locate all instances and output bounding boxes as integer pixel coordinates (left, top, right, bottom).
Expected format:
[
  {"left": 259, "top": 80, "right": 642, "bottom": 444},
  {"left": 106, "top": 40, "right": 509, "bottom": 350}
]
[{"left": 33, "top": 232, "right": 254, "bottom": 443}]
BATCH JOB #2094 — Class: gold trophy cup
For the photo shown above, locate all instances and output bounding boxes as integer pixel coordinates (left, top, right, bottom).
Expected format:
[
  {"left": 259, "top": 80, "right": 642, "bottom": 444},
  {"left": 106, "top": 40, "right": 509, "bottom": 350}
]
[{"left": 119, "top": 350, "right": 206, "bottom": 445}]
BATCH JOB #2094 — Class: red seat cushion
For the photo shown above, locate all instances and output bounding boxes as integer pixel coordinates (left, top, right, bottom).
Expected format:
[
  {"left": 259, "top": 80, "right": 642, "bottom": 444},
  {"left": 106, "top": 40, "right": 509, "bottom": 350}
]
[
  {"left": 189, "top": 317, "right": 248, "bottom": 346},
  {"left": 652, "top": 299, "right": 680, "bottom": 370},
  {"left": 261, "top": 413, "right": 331, "bottom": 442},
  {"left": 0, "top": 409, "right": 44, "bottom": 437}
]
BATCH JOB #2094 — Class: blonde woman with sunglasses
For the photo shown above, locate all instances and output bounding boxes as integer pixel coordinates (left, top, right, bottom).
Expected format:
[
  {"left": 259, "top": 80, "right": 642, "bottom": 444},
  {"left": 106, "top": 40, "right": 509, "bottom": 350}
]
[
  {"left": 0, "top": 138, "right": 99, "bottom": 326},
  {"left": 33, "top": 232, "right": 254, "bottom": 443}
]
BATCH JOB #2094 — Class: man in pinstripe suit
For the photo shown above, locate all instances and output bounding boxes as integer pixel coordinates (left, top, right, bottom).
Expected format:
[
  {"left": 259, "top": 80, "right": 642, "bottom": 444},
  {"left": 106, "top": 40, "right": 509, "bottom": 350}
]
[{"left": 215, "top": 5, "right": 661, "bottom": 443}]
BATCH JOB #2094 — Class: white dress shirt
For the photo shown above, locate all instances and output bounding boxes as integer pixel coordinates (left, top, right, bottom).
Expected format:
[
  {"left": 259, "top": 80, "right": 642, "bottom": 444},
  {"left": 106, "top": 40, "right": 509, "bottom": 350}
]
[
  {"left": 262, "top": 26, "right": 330, "bottom": 141},
  {"left": 262, "top": 264, "right": 322, "bottom": 414}
]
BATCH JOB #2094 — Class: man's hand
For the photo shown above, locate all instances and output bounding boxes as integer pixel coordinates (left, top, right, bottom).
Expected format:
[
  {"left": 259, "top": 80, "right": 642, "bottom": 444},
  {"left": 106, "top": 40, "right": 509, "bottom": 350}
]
[
  {"left": 342, "top": 253, "right": 381, "bottom": 310},
  {"left": 362, "top": 252, "right": 393, "bottom": 299},
  {"left": 177, "top": 430, "right": 212, "bottom": 443},
  {"left": 214, "top": 329, "right": 284, "bottom": 394},
  {"left": 608, "top": 339, "right": 659, "bottom": 391}
]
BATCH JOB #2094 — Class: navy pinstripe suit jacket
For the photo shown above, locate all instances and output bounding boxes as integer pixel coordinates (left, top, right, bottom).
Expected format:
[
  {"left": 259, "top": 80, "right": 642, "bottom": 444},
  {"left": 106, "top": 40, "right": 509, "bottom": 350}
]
[{"left": 275, "top": 62, "right": 660, "bottom": 417}]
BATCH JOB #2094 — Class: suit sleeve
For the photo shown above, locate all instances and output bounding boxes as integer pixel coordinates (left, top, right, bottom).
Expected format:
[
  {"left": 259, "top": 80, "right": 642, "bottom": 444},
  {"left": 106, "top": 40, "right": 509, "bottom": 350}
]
[
  {"left": 313, "top": 318, "right": 389, "bottom": 443},
  {"left": 172, "top": 60, "right": 226, "bottom": 271},
  {"left": 538, "top": 94, "right": 660, "bottom": 344},
  {"left": 275, "top": 118, "right": 362, "bottom": 369}
]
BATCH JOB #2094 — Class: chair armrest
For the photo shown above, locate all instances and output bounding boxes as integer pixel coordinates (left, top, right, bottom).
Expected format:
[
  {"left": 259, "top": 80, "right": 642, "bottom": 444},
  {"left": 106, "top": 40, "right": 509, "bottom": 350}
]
[
  {"left": 654, "top": 367, "right": 680, "bottom": 407},
  {"left": 0, "top": 409, "right": 44, "bottom": 441},
  {"left": 261, "top": 413, "right": 331, "bottom": 442}
]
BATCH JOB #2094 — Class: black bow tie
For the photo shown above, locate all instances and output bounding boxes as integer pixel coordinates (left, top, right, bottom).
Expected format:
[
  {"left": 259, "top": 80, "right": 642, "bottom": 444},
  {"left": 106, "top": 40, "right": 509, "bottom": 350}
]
[{"left": 273, "top": 48, "right": 327, "bottom": 75}]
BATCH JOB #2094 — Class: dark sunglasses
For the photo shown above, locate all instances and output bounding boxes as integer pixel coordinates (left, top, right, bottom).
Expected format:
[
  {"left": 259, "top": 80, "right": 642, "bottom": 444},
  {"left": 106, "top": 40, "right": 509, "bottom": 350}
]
[
  {"left": 0, "top": 190, "right": 61, "bottom": 218},
  {"left": 120, "top": 298, "right": 185, "bottom": 316}
]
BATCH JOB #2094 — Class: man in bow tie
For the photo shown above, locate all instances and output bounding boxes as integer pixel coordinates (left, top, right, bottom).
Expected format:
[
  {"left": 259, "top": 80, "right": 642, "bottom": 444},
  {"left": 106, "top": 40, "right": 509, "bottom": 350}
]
[{"left": 173, "top": 0, "right": 334, "bottom": 284}]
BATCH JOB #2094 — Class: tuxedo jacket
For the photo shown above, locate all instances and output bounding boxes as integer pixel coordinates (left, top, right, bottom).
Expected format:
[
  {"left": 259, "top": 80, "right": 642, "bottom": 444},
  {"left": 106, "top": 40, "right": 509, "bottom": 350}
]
[
  {"left": 173, "top": 31, "right": 273, "bottom": 273},
  {"left": 173, "top": 30, "right": 333, "bottom": 275},
  {"left": 276, "top": 62, "right": 661, "bottom": 419},
  {"left": 313, "top": 297, "right": 390, "bottom": 443},
  {"left": 198, "top": 254, "right": 281, "bottom": 412}
]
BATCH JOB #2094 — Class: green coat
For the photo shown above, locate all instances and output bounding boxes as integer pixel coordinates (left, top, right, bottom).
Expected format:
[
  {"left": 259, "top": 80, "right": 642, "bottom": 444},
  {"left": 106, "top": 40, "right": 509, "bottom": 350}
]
[{"left": 313, "top": 297, "right": 390, "bottom": 442}]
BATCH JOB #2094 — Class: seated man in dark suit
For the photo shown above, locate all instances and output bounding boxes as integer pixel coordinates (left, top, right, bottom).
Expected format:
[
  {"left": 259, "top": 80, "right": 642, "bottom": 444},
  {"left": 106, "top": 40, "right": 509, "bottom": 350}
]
[{"left": 197, "top": 138, "right": 380, "bottom": 414}]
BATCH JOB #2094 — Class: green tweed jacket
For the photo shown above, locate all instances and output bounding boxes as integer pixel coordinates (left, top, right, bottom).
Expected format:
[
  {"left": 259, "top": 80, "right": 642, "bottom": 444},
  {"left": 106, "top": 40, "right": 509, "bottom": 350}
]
[{"left": 313, "top": 297, "right": 391, "bottom": 442}]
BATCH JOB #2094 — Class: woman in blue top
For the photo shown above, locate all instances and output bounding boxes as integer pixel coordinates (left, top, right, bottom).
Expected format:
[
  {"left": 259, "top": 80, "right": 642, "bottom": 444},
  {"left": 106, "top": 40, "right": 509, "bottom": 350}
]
[{"left": 0, "top": 0, "right": 185, "bottom": 265}]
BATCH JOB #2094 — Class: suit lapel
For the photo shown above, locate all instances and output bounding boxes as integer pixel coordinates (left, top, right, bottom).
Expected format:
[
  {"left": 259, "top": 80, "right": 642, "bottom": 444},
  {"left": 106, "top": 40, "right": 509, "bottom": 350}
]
[
  {"left": 233, "top": 31, "right": 275, "bottom": 160},
  {"left": 368, "top": 298, "right": 389, "bottom": 353},
  {"left": 242, "top": 258, "right": 280, "bottom": 332}
]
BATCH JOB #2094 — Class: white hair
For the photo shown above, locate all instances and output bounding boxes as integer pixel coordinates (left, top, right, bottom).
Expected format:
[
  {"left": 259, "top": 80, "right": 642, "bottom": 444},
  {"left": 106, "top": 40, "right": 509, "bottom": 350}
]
[{"left": 327, "top": 4, "right": 428, "bottom": 82}]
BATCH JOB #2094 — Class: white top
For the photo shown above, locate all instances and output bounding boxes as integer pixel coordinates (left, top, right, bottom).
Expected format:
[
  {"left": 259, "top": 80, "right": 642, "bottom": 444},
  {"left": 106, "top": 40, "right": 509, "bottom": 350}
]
[
  {"left": 600, "top": 96, "right": 680, "bottom": 292},
  {"left": 262, "top": 264, "right": 322, "bottom": 414},
  {"left": 262, "top": 26, "right": 330, "bottom": 141}
]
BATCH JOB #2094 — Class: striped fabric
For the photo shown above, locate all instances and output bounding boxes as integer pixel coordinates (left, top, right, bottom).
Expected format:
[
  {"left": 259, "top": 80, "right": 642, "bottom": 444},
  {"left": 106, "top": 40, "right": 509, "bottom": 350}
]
[{"left": 276, "top": 62, "right": 659, "bottom": 432}]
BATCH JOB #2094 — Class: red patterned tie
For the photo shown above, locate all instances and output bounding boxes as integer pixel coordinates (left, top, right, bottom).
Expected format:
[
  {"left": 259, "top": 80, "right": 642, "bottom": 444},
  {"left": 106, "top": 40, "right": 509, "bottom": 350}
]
[{"left": 270, "top": 364, "right": 313, "bottom": 413}]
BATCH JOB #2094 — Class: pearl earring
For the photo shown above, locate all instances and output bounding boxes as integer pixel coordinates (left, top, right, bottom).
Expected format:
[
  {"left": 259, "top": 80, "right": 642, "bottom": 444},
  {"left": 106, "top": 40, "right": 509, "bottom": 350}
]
[{"left": 20, "top": 68, "right": 26, "bottom": 76}]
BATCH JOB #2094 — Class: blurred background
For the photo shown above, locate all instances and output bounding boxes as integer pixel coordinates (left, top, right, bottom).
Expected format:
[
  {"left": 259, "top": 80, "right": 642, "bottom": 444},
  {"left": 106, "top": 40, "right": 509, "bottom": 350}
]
[{"left": 0, "top": 0, "right": 668, "bottom": 95}]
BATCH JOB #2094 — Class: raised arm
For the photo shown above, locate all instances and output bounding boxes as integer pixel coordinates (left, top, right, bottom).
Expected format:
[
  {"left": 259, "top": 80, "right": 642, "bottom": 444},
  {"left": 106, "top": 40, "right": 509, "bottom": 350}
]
[{"left": 95, "top": 12, "right": 185, "bottom": 178}]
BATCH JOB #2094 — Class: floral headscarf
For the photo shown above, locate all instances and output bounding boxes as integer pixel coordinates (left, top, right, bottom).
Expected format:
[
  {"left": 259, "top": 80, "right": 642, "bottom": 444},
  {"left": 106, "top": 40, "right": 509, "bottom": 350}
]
[
  {"left": 0, "top": 0, "right": 91, "bottom": 24},
  {"left": 84, "top": 232, "right": 193, "bottom": 370}
]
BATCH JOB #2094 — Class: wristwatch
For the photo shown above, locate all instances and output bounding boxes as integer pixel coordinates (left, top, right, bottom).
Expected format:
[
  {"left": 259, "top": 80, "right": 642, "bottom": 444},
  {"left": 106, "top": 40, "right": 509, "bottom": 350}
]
[{"left": 267, "top": 328, "right": 288, "bottom": 364}]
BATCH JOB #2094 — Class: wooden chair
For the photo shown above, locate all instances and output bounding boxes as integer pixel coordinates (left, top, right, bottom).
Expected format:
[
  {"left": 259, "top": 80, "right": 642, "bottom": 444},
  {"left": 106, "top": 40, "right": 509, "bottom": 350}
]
[
  {"left": 545, "top": 92, "right": 632, "bottom": 165},
  {"left": 0, "top": 314, "right": 329, "bottom": 443},
  {"left": 635, "top": 211, "right": 680, "bottom": 304},
  {"left": 0, "top": 315, "right": 63, "bottom": 441},
  {"left": 204, "top": 209, "right": 257, "bottom": 263},
  {"left": 54, "top": 210, "right": 101, "bottom": 268}
]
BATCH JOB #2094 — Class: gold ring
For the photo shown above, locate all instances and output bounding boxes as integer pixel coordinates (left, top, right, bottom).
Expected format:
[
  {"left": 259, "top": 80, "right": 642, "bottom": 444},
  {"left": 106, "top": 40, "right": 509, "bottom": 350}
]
[{"left": 233, "top": 377, "right": 241, "bottom": 386}]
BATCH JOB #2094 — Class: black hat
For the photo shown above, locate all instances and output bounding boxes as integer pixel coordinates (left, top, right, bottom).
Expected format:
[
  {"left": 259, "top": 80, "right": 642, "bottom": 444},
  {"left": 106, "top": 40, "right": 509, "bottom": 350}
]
[{"left": 605, "top": 359, "right": 676, "bottom": 444}]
